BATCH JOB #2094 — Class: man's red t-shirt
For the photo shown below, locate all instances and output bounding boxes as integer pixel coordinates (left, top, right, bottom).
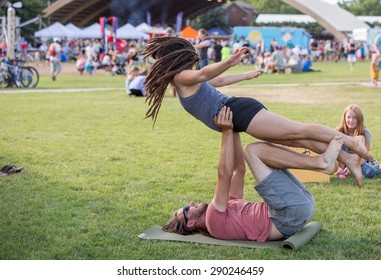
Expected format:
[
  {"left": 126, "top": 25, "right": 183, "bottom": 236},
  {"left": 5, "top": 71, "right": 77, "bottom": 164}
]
[{"left": 206, "top": 197, "right": 272, "bottom": 242}]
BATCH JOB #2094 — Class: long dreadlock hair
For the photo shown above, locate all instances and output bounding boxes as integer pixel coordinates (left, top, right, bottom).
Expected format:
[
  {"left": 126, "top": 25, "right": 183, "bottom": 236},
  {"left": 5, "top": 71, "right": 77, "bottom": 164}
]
[{"left": 141, "top": 36, "right": 200, "bottom": 126}]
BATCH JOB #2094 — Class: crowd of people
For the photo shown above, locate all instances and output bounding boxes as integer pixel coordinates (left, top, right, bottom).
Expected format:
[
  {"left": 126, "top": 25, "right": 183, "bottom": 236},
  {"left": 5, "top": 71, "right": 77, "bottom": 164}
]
[
  {"left": 122, "top": 32, "right": 380, "bottom": 90},
  {"left": 6, "top": 26, "right": 379, "bottom": 87}
]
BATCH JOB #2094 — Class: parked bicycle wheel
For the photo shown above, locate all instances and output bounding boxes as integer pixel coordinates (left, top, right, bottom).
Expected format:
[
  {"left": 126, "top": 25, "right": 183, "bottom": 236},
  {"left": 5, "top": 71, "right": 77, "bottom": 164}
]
[
  {"left": 25, "top": 66, "right": 39, "bottom": 88},
  {"left": 17, "top": 67, "right": 33, "bottom": 88}
]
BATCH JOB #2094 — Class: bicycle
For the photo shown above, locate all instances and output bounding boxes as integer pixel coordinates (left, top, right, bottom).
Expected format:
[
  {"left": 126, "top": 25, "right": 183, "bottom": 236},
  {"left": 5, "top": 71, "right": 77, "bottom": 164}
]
[
  {"left": 15, "top": 59, "right": 40, "bottom": 88},
  {"left": 0, "top": 59, "right": 39, "bottom": 88}
]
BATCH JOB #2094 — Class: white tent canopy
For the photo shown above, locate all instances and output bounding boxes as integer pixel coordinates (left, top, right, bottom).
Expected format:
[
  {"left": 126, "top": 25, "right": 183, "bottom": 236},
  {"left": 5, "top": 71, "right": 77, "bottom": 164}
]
[
  {"left": 256, "top": 14, "right": 316, "bottom": 24},
  {"left": 34, "top": 22, "right": 76, "bottom": 38},
  {"left": 65, "top": 23, "right": 82, "bottom": 34},
  {"left": 136, "top": 23, "right": 153, "bottom": 33},
  {"left": 79, "top": 23, "right": 111, "bottom": 39},
  {"left": 136, "top": 22, "right": 166, "bottom": 35},
  {"left": 117, "top": 23, "right": 149, "bottom": 40}
]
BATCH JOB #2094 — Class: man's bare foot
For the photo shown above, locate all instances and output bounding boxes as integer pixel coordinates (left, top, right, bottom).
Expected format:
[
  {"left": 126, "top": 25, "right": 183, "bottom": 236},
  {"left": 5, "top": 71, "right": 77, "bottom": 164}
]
[
  {"left": 351, "top": 135, "right": 375, "bottom": 162},
  {"left": 320, "top": 136, "right": 343, "bottom": 175}
]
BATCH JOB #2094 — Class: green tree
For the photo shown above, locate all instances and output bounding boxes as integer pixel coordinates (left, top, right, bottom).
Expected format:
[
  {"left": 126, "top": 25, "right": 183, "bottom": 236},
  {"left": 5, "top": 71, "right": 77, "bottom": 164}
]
[
  {"left": 1, "top": 0, "right": 48, "bottom": 44},
  {"left": 192, "top": 6, "right": 230, "bottom": 31},
  {"left": 241, "top": 0, "right": 300, "bottom": 14},
  {"left": 339, "top": 0, "right": 381, "bottom": 16}
]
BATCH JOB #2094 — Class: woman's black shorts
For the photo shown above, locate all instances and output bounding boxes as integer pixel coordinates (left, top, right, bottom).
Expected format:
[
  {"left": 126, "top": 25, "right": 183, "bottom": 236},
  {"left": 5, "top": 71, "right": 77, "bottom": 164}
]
[{"left": 225, "top": 97, "right": 267, "bottom": 133}]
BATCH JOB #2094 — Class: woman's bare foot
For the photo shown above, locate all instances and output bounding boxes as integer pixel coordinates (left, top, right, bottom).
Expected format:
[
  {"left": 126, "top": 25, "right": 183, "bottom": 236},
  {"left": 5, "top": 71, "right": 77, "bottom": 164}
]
[
  {"left": 320, "top": 136, "right": 343, "bottom": 174},
  {"left": 344, "top": 153, "right": 363, "bottom": 188}
]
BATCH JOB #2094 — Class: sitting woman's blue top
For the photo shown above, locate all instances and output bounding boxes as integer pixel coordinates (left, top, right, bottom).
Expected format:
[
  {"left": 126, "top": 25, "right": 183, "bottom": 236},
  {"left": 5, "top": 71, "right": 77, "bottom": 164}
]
[{"left": 178, "top": 82, "right": 229, "bottom": 132}]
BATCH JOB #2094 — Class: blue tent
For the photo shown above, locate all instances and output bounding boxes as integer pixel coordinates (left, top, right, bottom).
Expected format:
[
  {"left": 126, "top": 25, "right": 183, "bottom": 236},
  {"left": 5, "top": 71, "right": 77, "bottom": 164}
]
[{"left": 207, "top": 28, "right": 230, "bottom": 36}]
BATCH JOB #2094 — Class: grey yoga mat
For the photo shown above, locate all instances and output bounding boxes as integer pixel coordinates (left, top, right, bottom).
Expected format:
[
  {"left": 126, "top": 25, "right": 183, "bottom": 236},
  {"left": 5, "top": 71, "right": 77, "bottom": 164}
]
[{"left": 138, "top": 221, "right": 321, "bottom": 251}]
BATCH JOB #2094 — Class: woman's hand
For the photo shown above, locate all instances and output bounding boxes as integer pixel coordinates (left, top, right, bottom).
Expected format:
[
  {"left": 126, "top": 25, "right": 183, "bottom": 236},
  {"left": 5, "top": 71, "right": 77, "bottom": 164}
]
[
  {"left": 245, "top": 69, "right": 264, "bottom": 80},
  {"left": 227, "top": 47, "right": 250, "bottom": 67}
]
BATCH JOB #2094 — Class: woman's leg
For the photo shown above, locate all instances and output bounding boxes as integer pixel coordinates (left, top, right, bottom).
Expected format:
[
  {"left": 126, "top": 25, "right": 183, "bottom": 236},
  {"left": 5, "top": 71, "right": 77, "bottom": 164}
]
[{"left": 246, "top": 109, "right": 373, "bottom": 162}]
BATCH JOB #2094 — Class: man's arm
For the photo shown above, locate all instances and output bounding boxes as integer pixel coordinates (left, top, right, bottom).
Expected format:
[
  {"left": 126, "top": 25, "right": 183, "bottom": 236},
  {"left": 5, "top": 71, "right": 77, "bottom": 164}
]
[
  {"left": 228, "top": 133, "right": 246, "bottom": 199},
  {"left": 211, "top": 107, "right": 235, "bottom": 212}
]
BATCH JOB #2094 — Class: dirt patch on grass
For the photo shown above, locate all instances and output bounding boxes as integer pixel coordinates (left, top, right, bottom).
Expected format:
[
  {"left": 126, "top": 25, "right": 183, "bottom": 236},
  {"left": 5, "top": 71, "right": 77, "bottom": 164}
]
[{"left": 222, "top": 84, "right": 352, "bottom": 105}]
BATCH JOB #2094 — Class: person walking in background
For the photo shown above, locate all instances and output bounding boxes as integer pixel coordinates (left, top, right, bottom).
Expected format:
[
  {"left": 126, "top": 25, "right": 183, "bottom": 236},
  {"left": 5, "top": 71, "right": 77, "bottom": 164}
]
[
  {"left": 370, "top": 53, "right": 379, "bottom": 87},
  {"left": 335, "top": 104, "right": 380, "bottom": 180},
  {"left": 49, "top": 38, "right": 62, "bottom": 81},
  {"left": 194, "top": 29, "right": 211, "bottom": 69},
  {"left": 346, "top": 39, "right": 357, "bottom": 71}
]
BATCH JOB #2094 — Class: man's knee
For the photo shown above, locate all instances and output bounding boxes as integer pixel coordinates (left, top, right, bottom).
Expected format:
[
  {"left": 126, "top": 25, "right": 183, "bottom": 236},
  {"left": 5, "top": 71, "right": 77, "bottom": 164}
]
[
  {"left": 244, "top": 142, "right": 266, "bottom": 162},
  {"left": 244, "top": 143, "right": 257, "bottom": 162}
]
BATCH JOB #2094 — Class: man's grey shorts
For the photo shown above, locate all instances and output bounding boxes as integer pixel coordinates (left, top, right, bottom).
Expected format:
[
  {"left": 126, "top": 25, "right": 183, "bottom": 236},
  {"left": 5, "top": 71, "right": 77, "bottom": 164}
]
[
  {"left": 255, "top": 169, "right": 315, "bottom": 237},
  {"left": 50, "top": 60, "right": 62, "bottom": 73}
]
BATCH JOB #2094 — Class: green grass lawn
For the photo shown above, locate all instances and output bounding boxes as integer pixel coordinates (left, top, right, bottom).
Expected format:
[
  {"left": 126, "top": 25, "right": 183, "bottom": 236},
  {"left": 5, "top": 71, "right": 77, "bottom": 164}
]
[{"left": 0, "top": 61, "right": 380, "bottom": 260}]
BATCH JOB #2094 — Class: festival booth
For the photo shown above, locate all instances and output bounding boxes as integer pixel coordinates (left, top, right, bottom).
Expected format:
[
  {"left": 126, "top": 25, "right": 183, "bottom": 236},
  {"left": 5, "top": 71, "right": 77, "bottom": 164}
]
[
  {"left": 233, "top": 26, "right": 311, "bottom": 50},
  {"left": 181, "top": 26, "right": 198, "bottom": 39}
]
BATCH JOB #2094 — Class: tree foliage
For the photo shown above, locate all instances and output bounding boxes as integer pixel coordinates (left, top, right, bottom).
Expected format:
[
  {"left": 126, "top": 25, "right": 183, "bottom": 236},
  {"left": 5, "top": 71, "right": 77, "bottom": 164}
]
[
  {"left": 240, "top": 0, "right": 300, "bottom": 14},
  {"left": 339, "top": 0, "right": 381, "bottom": 16},
  {"left": 1, "top": 0, "right": 49, "bottom": 43},
  {"left": 193, "top": 6, "right": 231, "bottom": 31}
]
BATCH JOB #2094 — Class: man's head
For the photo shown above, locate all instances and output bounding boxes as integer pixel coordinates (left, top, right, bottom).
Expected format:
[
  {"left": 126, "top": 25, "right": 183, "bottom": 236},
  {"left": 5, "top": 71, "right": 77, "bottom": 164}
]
[{"left": 162, "top": 202, "right": 209, "bottom": 236}]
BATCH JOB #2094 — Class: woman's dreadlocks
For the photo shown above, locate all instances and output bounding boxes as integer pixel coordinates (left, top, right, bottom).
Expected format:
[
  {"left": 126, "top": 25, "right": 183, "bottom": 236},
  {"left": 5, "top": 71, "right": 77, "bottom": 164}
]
[{"left": 141, "top": 36, "right": 200, "bottom": 126}]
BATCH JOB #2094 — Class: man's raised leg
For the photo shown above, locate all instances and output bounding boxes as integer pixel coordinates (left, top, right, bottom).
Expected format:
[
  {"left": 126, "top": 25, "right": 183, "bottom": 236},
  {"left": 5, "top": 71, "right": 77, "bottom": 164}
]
[{"left": 244, "top": 136, "right": 343, "bottom": 184}]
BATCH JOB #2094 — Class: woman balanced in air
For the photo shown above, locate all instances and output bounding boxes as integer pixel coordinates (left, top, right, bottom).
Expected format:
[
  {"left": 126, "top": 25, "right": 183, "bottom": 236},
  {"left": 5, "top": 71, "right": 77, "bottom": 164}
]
[{"left": 141, "top": 36, "right": 373, "bottom": 187}]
